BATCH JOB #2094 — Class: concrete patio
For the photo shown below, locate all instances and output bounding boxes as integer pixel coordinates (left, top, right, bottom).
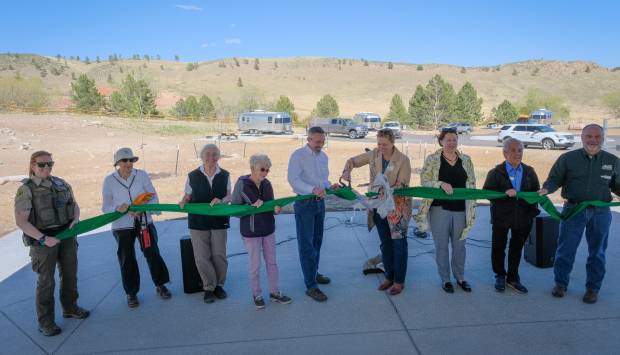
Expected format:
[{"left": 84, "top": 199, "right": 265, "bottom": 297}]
[{"left": 1, "top": 206, "right": 619, "bottom": 355}]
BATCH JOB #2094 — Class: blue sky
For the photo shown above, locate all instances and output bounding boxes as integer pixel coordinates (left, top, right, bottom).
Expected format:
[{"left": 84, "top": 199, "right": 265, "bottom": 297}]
[{"left": 2, "top": 0, "right": 619, "bottom": 67}]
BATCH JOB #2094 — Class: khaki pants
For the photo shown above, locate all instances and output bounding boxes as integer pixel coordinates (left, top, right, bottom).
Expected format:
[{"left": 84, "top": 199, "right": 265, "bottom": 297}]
[
  {"left": 189, "top": 229, "right": 228, "bottom": 291},
  {"left": 29, "top": 238, "right": 79, "bottom": 327}
]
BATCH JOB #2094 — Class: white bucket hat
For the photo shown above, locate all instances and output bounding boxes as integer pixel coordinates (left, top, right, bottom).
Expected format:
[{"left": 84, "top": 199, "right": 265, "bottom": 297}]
[{"left": 113, "top": 147, "right": 139, "bottom": 166}]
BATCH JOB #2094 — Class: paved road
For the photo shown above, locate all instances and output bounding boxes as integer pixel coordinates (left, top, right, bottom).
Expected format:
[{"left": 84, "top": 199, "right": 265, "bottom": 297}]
[{"left": 327, "top": 130, "right": 620, "bottom": 151}]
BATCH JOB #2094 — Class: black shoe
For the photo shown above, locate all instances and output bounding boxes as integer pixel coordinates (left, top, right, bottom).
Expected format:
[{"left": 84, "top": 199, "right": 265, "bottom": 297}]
[
  {"left": 63, "top": 305, "right": 91, "bottom": 319},
  {"left": 582, "top": 289, "right": 598, "bottom": 304},
  {"left": 38, "top": 323, "right": 62, "bottom": 337},
  {"left": 253, "top": 296, "right": 266, "bottom": 309},
  {"left": 305, "top": 287, "right": 328, "bottom": 302},
  {"left": 495, "top": 276, "right": 506, "bottom": 292},
  {"left": 507, "top": 281, "right": 528, "bottom": 294},
  {"left": 551, "top": 284, "right": 566, "bottom": 298},
  {"left": 127, "top": 294, "right": 139, "bottom": 308},
  {"left": 214, "top": 286, "right": 227, "bottom": 299},
  {"left": 316, "top": 273, "right": 331, "bottom": 285},
  {"left": 270, "top": 292, "right": 293, "bottom": 305},
  {"left": 442, "top": 282, "right": 454, "bottom": 294},
  {"left": 156, "top": 285, "right": 172, "bottom": 299},
  {"left": 204, "top": 290, "right": 216, "bottom": 304},
  {"left": 457, "top": 280, "right": 472, "bottom": 292}
]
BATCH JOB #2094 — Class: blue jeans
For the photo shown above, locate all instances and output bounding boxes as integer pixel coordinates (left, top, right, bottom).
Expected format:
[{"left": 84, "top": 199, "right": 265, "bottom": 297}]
[
  {"left": 373, "top": 211, "right": 408, "bottom": 284},
  {"left": 294, "top": 199, "right": 325, "bottom": 289},
  {"left": 554, "top": 204, "right": 611, "bottom": 291}
]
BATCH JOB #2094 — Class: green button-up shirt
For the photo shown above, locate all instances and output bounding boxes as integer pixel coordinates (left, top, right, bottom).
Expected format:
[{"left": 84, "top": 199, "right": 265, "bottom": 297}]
[{"left": 543, "top": 148, "right": 620, "bottom": 203}]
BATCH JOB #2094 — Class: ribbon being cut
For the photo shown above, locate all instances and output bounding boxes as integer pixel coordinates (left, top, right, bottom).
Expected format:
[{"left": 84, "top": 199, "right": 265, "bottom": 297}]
[{"left": 55, "top": 184, "right": 620, "bottom": 241}]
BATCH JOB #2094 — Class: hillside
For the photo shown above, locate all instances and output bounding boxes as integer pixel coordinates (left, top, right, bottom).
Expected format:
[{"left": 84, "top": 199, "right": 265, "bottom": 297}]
[{"left": 1, "top": 54, "right": 619, "bottom": 120}]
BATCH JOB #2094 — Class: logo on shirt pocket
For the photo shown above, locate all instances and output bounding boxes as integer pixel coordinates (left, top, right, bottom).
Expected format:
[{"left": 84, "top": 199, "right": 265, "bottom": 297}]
[{"left": 602, "top": 164, "right": 613, "bottom": 171}]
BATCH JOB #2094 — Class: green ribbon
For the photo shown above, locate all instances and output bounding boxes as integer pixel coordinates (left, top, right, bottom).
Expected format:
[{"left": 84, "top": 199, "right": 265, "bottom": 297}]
[
  {"left": 55, "top": 186, "right": 619, "bottom": 240},
  {"left": 55, "top": 187, "right": 358, "bottom": 240}
]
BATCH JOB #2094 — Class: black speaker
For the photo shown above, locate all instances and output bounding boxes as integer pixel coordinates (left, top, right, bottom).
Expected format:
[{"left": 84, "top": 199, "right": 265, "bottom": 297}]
[
  {"left": 524, "top": 216, "right": 560, "bottom": 268},
  {"left": 180, "top": 235, "right": 203, "bottom": 293}
]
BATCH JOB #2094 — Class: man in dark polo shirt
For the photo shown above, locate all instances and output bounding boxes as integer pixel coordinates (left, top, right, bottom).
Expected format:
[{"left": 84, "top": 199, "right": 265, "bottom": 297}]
[{"left": 539, "top": 124, "right": 620, "bottom": 304}]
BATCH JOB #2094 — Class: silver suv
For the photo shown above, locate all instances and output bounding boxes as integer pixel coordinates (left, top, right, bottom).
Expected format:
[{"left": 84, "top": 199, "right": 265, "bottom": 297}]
[
  {"left": 382, "top": 121, "right": 402, "bottom": 138},
  {"left": 497, "top": 124, "right": 575, "bottom": 150}
]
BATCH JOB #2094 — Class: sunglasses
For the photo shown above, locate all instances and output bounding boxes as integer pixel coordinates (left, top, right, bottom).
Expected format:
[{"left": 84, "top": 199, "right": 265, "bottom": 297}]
[
  {"left": 119, "top": 158, "right": 138, "bottom": 163},
  {"left": 260, "top": 168, "right": 270, "bottom": 173},
  {"left": 35, "top": 161, "right": 55, "bottom": 168}
]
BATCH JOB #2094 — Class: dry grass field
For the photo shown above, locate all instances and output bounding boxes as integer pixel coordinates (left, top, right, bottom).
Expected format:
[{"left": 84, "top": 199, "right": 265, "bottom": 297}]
[
  {"left": 0, "top": 113, "right": 572, "bottom": 237},
  {"left": 1, "top": 55, "right": 620, "bottom": 121}
]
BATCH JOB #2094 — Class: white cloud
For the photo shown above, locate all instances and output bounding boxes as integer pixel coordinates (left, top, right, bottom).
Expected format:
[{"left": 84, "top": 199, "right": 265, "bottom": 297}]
[
  {"left": 201, "top": 42, "right": 216, "bottom": 48},
  {"left": 224, "top": 38, "right": 241, "bottom": 45},
  {"left": 175, "top": 4, "right": 203, "bottom": 11}
]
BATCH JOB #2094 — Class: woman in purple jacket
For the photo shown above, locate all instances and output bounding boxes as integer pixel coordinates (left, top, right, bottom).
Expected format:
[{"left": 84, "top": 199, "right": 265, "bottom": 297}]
[{"left": 232, "top": 154, "right": 292, "bottom": 309}]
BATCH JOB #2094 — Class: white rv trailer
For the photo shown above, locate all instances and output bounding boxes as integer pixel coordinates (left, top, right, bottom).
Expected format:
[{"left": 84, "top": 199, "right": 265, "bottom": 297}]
[
  {"left": 353, "top": 112, "right": 382, "bottom": 130},
  {"left": 237, "top": 111, "right": 293, "bottom": 134}
]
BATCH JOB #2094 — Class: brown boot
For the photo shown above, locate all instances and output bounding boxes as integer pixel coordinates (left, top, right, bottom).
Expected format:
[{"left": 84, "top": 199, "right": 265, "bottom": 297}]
[{"left": 582, "top": 289, "right": 598, "bottom": 304}]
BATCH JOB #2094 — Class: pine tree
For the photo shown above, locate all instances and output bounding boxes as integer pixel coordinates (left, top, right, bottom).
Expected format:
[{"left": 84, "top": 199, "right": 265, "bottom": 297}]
[
  {"left": 71, "top": 74, "right": 104, "bottom": 112},
  {"left": 492, "top": 100, "right": 518, "bottom": 124},
  {"left": 408, "top": 85, "right": 432, "bottom": 128},
  {"left": 313, "top": 94, "right": 339, "bottom": 117},
  {"left": 425, "top": 75, "right": 456, "bottom": 129},
  {"left": 387, "top": 94, "right": 408, "bottom": 123},
  {"left": 454, "top": 82, "right": 483, "bottom": 124},
  {"left": 237, "top": 77, "right": 243, "bottom": 87},
  {"left": 275, "top": 95, "right": 298, "bottom": 123}
]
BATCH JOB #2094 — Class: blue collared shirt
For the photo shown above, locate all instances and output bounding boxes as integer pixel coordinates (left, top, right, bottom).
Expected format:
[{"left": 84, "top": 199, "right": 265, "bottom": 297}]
[
  {"left": 505, "top": 161, "right": 523, "bottom": 192},
  {"left": 287, "top": 144, "right": 331, "bottom": 195}
]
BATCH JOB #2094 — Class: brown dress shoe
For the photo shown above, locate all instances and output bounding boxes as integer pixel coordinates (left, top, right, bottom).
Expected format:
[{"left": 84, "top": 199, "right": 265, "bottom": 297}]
[
  {"left": 551, "top": 284, "right": 566, "bottom": 298},
  {"left": 389, "top": 283, "right": 404, "bottom": 295},
  {"left": 378, "top": 280, "right": 394, "bottom": 291}
]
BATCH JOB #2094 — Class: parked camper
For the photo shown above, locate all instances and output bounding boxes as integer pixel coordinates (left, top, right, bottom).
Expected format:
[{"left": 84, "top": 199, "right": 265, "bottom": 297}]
[
  {"left": 237, "top": 111, "right": 293, "bottom": 134},
  {"left": 353, "top": 112, "right": 382, "bottom": 130}
]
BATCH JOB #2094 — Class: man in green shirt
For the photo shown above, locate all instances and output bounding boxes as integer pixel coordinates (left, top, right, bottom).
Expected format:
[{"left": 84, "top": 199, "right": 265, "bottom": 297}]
[{"left": 539, "top": 124, "right": 620, "bottom": 304}]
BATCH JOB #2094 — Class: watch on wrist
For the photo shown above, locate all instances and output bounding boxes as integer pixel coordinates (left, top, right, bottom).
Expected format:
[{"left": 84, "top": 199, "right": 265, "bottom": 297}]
[{"left": 39, "top": 235, "right": 47, "bottom": 246}]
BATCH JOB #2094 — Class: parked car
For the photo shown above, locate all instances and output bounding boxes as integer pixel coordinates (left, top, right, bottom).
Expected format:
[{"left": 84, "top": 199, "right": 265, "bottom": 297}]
[
  {"left": 486, "top": 122, "right": 499, "bottom": 129},
  {"left": 238, "top": 111, "right": 293, "bottom": 134},
  {"left": 382, "top": 121, "right": 402, "bottom": 138},
  {"left": 353, "top": 112, "right": 382, "bottom": 130},
  {"left": 442, "top": 122, "right": 473, "bottom": 134},
  {"left": 310, "top": 118, "right": 368, "bottom": 139},
  {"left": 497, "top": 124, "right": 575, "bottom": 150}
]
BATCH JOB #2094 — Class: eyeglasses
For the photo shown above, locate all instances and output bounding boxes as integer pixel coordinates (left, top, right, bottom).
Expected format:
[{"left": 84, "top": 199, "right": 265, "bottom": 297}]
[
  {"left": 119, "top": 158, "right": 138, "bottom": 163},
  {"left": 35, "top": 162, "right": 54, "bottom": 168},
  {"left": 260, "top": 168, "right": 270, "bottom": 173}
]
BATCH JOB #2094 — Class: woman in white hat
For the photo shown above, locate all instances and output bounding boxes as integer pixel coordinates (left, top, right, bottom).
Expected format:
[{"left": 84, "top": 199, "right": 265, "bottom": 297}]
[{"left": 102, "top": 147, "right": 171, "bottom": 307}]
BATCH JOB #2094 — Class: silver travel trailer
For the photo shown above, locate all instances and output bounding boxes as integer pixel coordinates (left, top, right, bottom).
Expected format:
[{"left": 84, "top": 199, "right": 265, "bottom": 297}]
[
  {"left": 237, "top": 111, "right": 293, "bottom": 134},
  {"left": 353, "top": 112, "right": 382, "bottom": 130}
]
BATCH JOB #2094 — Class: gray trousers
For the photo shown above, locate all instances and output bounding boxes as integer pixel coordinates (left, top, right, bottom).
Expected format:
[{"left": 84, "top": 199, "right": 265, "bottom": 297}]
[
  {"left": 189, "top": 229, "right": 228, "bottom": 291},
  {"left": 430, "top": 207, "right": 466, "bottom": 283}
]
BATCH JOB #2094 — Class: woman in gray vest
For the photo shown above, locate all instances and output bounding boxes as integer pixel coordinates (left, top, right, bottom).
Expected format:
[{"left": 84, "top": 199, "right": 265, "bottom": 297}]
[
  {"left": 14, "top": 151, "right": 90, "bottom": 337},
  {"left": 179, "top": 144, "right": 232, "bottom": 304},
  {"left": 102, "top": 148, "right": 171, "bottom": 308}
]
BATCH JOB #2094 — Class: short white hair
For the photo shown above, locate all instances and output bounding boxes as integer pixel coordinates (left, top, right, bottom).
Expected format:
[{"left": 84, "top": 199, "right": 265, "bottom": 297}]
[
  {"left": 249, "top": 154, "right": 271, "bottom": 169},
  {"left": 200, "top": 144, "right": 220, "bottom": 160},
  {"left": 502, "top": 138, "right": 524, "bottom": 153}
]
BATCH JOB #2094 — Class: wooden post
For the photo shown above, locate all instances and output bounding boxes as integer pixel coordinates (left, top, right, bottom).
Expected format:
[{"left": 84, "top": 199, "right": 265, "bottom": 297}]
[
  {"left": 175, "top": 145, "right": 180, "bottom": 176},
  {"left": 243, "top": 142, "right": 247, "bottom": 158}
]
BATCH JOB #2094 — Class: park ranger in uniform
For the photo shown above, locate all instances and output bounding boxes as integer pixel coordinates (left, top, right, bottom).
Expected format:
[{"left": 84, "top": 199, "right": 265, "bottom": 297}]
[{"left": 14, "top": 150, "right": 90, "bottom": 337}]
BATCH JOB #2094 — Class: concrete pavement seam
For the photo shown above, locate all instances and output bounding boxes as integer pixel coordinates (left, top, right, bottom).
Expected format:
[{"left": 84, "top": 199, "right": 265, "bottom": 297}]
[
  {"left": 51, "top": 279, "right": 121, "bottom": 355},
  {"left": 349, "top": 217, "right": 422, "bottom": 355},
  {"left": 0, "top": 309, "right": 49, "bottom": 355}
]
